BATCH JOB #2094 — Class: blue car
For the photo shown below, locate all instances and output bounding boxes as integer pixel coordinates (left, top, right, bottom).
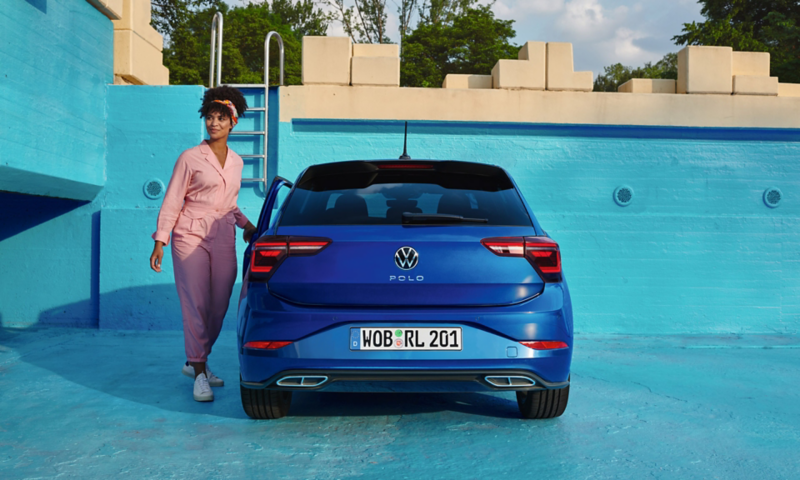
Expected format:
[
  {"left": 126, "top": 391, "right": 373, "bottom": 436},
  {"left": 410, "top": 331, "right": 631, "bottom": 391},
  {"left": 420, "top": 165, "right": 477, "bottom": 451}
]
[{"left": 237, "top": 159, "right": 573, "bottom": 419}]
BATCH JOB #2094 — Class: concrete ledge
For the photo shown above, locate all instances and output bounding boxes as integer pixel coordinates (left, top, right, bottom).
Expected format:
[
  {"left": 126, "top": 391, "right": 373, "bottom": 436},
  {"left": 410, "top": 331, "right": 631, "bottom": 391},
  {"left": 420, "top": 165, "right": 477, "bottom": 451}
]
[
  {"left": 85, "top": 0, "right": 122, "bottom": 20},
  {"left": 677, "top": 46, "right": 733, "bottom": 94},
  {"left": 0, "top": 165, "right": 104, "bottom": 201},
  {"left": 279, "top": 85, "right": 800, "bottom": 128},
  {"left": 351, "top": 57, "right": 400, "bottom": 87},
  {"left": 618, "top": 79, "right": 676, "bottom": 94},
  {"left": 114, "top": 30, "right": 169, "bottom": 85},
  {"left": 779, "top": 83, "right": 800, "bottom": 97},
  {"left": 302, "top": 36, "right": 352, "bottom": 85},
  {"left": 546, "top": 43, "right": 592, "bottom": 92},
  {"left": 732, "top": 51, "right": 770, "bottom": 77},
  {"left": 443, "top": 74, "right": 492, "bottom": 89},
  {"left": 733, "top": 76, "right": 778, "bottom": 96},
  {"left": 353, "top": 44, "right": 399, "bottom": 57},
  {"left": 492, "top": 59, "right": 545, "bottom": 90}
]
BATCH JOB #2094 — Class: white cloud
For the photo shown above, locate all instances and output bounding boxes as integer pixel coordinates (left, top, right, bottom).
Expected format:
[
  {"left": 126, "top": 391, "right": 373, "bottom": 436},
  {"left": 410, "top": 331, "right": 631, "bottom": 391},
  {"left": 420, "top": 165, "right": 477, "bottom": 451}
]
[{"left": 494, "top": 0, "right": 565, "bottom": 17}]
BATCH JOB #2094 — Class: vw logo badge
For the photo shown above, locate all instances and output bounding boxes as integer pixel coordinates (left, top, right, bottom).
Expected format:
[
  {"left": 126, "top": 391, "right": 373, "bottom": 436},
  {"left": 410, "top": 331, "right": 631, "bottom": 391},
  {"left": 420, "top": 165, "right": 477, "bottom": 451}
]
[{"left": 395, "top": 246, "right": 418, "bottom": 270}]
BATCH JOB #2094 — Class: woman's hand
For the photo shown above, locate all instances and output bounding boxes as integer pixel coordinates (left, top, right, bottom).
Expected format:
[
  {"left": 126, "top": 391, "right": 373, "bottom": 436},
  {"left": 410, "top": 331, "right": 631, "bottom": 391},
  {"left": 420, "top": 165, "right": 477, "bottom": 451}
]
[
  {"left": 243, "top": 222, "right": 257, "bottom": 244},
  {"left": 150, "top": 241, "right": 165, "bottom": 272}
]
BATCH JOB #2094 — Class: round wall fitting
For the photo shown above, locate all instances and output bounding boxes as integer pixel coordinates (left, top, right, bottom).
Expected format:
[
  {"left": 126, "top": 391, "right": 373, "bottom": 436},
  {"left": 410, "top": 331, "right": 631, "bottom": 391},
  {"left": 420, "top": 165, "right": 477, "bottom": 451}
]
[
  {"left": 144, "top": 178, "right": 165, "bottom": 200},
  {"left": 613, "top": 185, "right": 634, "bottom": 207},
  {"left": 763, "top": 187, "right": 782, "bottom": 208}
]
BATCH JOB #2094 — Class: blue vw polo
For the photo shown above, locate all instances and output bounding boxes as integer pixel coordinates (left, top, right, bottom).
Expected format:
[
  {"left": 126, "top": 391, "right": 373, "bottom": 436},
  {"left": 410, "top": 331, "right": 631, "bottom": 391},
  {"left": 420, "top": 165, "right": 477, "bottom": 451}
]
[{"left": 237, "top": 159, "right": 573, "bottom": 419}]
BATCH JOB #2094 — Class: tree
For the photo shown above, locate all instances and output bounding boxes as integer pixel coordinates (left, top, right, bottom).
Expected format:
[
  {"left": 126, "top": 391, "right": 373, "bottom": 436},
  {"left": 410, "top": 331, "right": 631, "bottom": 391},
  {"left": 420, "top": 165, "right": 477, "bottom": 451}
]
[
  {"left": 673, "top": 0, "right": 800, "bottom": 83},
  {"left": 157, "top": 2, "right": 325, "bottom": 86},
  {"left": 593, "top": 53, "right": 678, "bottom": 92},
  {"left": 326, "top": 0, "right": 391, "bottom": 43},
  {"left": 269, "top": 0, "right": 330, "bottom": 39},
  {"left": 401, "top": 4, "right": 519, "bottom": 87},
  {"left": 419, "top": 0, "right": 474, "bottom": 25}
]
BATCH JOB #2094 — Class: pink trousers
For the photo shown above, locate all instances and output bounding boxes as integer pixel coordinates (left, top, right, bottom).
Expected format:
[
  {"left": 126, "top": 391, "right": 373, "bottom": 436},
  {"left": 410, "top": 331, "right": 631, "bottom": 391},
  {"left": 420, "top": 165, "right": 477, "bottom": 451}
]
[{"left": 171, "top": 216, "right": 237, "bottom": 363}]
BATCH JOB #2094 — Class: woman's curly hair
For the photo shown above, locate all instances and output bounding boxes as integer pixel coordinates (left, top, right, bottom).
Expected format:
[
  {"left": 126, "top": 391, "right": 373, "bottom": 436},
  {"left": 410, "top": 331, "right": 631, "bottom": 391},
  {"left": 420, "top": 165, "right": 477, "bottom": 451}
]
[{"left": 199, "top": 85, "right": 248, "bottom": 120}]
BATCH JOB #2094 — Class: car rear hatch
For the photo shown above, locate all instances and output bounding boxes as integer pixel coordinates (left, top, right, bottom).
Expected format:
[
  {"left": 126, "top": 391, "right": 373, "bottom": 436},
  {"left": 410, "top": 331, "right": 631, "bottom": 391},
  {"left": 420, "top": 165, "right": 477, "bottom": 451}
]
[{"left": 257, "top": 161, "right": 547, "bottom": 307}]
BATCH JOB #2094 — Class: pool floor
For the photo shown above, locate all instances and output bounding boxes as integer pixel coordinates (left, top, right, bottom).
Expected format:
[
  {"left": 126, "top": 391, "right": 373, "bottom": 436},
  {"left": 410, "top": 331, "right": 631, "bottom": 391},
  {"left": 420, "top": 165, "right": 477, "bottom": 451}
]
[{"left": 1, "top": 327, "right": 798, "bottom": 479}]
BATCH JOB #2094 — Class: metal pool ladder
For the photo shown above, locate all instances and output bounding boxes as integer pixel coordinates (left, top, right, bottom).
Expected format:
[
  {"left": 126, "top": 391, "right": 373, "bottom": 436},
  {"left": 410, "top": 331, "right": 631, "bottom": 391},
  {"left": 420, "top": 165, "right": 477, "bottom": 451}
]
[{"left": 208, "top": 14, "right": 284, "bottom": 188}]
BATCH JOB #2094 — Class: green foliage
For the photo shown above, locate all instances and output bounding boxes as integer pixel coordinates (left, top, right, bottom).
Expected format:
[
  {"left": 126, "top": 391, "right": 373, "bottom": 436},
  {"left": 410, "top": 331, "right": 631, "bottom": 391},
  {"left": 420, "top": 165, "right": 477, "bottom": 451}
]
[
  {"left": 401, "top": 4, "right": 519, "bottom": 87},
  {"left": 154, "top": 1, "right": 327, "bottom": 86},
  {"left": 593, "top": 53, "right": 677, "bottom": 92},
  {"left": 673, "top": 0, "right": 800, "bottom": 83}
]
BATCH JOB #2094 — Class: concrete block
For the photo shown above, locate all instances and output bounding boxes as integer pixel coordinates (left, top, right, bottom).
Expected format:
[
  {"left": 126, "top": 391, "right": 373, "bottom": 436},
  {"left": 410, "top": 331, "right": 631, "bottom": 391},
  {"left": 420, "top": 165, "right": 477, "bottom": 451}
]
[
  {"left": 518, "top": 41, "right": 546, "bottom": 63},
  {"left": 112, "top": 0, "right": 162, "bottom": 50},
  {"left": 442, "top": 74, "right": 492, "bottom": 89},
  {"left": 546, "top": 42, "right": 593, "bottom": 92},
  {"left": 778, "top": 83, "right": 800, "bottom": 97},
  {"left": 733, "top": 76, "right": 778, "bottom": 96},
  {"left": 677, "top": 46, "right": 732, "bottom": 94},
  {"left": 618, "top": 79, "right": 676, "bottom": 94},
  {"left": 732, "top": 51, "right": 770, "bottom": 77},
  {"left": 492, "top": 60, "right": 545, "bottom": 90},
  {"left": 302, "top": 36, "right": 352, "bottom": 85},
  {"left": 85, "top": 0, "right": 123, "bottom": 20},
  {"left": 351, "top": 57, "right": 400, "bottom": 87},
  {"left": 353, "top": 44, "right": 399, "bottom": 58},
  {"left": 114, "top": 29, "right": 169, "bottom": 85}
]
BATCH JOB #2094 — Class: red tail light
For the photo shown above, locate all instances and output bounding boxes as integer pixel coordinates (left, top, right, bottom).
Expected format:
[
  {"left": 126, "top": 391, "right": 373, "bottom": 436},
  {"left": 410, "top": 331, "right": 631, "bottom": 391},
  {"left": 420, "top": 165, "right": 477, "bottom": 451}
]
[
  {"left": 378, "top": 163, "right": 434, "bottom": 169},
  {"left": 520, "top": 341, "right": 569, "bottom": 350},
  {"left": 250, "top": 236, "right": 331, "bottom": 281},
  {"left": 244, "top": 341, "right": 292, "bottom": 349},
  {"left": 481, "top": 236, "right": 562, "bottom": 282}
]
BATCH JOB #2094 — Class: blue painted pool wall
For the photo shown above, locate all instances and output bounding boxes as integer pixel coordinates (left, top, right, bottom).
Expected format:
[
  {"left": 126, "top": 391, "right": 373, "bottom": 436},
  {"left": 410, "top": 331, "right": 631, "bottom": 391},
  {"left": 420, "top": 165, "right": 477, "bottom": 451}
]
[
  {"left": 0, "top": 0, "right": 112, "bottom": 201},
  {"left": 0, "top": 192, "right": 100, "bottom": 328},
  {"left": 276, "top": 120, "right": 800, "bottom": 335}
]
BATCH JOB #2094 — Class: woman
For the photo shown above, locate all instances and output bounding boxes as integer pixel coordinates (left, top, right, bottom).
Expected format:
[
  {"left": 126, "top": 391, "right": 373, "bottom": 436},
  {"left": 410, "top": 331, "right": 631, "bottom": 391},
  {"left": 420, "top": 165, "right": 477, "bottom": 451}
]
[{"left": 149, "top": 86, "right": 257, "bottom": 402}]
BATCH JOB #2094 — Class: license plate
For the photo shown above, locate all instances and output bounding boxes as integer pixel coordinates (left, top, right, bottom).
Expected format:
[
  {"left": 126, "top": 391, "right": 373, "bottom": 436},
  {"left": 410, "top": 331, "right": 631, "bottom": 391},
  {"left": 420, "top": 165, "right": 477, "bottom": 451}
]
[{"left": 350, "top": 327, "right": 462, "bottom": 351}]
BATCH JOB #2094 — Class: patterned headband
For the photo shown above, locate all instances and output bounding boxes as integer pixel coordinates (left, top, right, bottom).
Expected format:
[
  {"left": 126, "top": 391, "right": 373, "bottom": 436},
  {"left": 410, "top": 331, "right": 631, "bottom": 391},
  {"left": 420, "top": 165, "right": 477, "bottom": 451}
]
[{"left": 212, "top": 99, "right": 239, "bottom": 126}]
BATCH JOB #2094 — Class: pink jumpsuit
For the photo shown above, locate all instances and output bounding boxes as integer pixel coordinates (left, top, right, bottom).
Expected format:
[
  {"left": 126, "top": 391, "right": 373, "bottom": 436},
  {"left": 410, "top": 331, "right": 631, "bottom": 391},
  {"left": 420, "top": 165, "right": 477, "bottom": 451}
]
[{"left": 153, "top": 141, "right": 250, "bottom": 363}]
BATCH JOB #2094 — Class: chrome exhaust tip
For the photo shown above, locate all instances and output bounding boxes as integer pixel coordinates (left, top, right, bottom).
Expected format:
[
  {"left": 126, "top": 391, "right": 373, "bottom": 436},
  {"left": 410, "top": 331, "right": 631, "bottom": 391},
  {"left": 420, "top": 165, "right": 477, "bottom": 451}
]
[
  {"left": 276, "top": 376, "right": 328, "bottom": 388},
  {"left": 485, "top": 376, "right": 536, "bottom": 387}
]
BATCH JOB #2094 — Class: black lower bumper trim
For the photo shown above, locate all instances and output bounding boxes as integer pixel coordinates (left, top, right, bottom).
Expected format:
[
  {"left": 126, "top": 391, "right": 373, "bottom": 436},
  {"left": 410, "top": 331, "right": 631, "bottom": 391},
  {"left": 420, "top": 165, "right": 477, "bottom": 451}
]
[{"left": 241, "top": 369, "right": 569, "bottom": 392}]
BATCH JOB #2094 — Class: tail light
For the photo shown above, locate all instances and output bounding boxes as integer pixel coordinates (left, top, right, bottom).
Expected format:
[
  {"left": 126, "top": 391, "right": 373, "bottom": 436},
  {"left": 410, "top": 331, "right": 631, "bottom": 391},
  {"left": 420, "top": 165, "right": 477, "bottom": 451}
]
[
  {"left": 378, "top": 163, "right": 434, "bottom": 169},
  {"left": 481, "top": 236, "right": 562, "bottom": 282},
  {"left": 250, "top": 235, "right": 331, "bottom": 281},
  {"left": 244, "top": 341, "right": 292, "bottom": 350},
  {"left": 520, "top": 341, "right": 569, "bottom": 350}
]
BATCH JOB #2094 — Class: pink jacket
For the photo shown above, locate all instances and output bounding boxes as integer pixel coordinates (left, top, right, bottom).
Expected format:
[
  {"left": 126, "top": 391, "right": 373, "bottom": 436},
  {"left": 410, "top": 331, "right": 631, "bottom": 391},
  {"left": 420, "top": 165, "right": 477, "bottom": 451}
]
[{"left": 153, "top": 141, "right": 250, "bottom": 245}]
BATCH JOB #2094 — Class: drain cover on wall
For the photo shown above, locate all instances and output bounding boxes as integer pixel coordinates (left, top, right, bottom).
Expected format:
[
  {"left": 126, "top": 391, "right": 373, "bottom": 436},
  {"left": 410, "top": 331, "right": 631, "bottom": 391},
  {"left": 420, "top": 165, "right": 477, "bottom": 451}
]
[
  {"left": 143, "top": 178, "right": 165, "bottom": 200},
  {"left": 614, "top": 185, "right": 634, "bottom": 207},
  {"left": 763, "top": 187, "right": 782, "bottom": 208}
]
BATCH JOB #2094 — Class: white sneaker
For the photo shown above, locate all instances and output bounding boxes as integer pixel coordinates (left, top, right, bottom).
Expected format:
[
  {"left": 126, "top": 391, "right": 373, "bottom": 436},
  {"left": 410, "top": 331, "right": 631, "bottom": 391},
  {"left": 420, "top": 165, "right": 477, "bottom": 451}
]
[
  {"left": 193, "top": 373, "right": 214, "bottom": 402},
  {"left": 182, "top": 362, "right": 224, "bottom": 387}
]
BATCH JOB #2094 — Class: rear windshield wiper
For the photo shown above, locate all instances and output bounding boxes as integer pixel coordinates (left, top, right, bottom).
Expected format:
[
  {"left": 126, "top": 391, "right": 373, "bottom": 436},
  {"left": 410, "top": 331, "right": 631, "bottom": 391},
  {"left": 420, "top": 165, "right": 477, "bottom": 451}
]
[{"left": 402, "top": 213, "right": 489, "bottom": 225}]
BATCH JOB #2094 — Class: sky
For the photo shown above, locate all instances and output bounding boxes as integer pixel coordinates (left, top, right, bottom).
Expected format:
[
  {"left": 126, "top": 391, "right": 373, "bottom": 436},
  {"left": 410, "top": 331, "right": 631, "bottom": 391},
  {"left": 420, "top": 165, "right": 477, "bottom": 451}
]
[{"left": 224, "top": 0, "right": 705, "bottom": 76}]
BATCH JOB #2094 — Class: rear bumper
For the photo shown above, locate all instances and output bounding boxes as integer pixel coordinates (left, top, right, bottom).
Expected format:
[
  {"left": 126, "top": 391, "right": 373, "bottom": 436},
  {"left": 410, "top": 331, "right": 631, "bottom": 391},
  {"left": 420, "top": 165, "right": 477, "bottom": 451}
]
[{"left": 241, "top": 369, "right": 570, "bottom": 393}]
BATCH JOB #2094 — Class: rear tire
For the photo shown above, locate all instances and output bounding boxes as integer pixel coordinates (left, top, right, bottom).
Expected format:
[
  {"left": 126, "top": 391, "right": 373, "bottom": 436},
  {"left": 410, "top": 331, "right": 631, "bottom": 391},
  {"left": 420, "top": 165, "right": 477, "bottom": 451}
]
[
  {"left": 516, "top": 384, "right": 569, "bottom": 419},
  {"left": 241, "top": 385, "right": 292, "bottom": 419}
]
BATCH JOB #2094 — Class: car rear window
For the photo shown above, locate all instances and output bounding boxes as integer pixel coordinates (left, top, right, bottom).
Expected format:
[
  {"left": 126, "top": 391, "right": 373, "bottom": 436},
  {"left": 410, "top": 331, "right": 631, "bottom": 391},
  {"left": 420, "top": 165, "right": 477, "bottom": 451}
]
[{"left": 279, "top": 161, "right": 532, "bottom": 226}]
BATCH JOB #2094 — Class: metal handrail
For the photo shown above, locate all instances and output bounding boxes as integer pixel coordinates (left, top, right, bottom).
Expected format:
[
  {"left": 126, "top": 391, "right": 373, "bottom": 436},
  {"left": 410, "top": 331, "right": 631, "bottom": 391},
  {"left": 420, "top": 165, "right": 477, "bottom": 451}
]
[
  {"left": 259, "top": 32, "right": 285, "bottom": 187},
  {"left": 208, "top": 12, "right": 223, "bottom": 87}
]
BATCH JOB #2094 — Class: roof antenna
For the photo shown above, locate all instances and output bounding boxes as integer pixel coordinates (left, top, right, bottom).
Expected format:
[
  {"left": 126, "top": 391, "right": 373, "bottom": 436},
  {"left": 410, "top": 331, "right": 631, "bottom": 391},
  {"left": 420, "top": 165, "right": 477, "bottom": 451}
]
[{"left": 399, "top": 121, "right": 411, "bottom": 160}]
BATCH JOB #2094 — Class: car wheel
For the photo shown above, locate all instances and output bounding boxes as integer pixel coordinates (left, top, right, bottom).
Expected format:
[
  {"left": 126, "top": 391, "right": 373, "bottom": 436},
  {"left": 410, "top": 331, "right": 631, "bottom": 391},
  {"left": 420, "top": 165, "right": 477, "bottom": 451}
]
[
  {"left": 240, "top": 385, "right": 292, "bottom": 419},
  {"left": 516, "top": 384, "right": 569, "bottom": 419}
]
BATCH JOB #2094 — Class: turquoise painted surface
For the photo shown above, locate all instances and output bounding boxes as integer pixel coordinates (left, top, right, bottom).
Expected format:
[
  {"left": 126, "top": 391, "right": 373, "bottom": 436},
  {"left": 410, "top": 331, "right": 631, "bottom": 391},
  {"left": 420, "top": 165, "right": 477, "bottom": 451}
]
[
  {"left": 276, "top": 120, "right": 800, "bottom": 334},
  {"left": 0, "top": 0, "right": 112, "bottom": 200},
  {"left": 0, "top": 192, "right": 100, "bottom": 328},
  {"left": 2, "top": 328, "right": 799, "bottom": 477}
]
